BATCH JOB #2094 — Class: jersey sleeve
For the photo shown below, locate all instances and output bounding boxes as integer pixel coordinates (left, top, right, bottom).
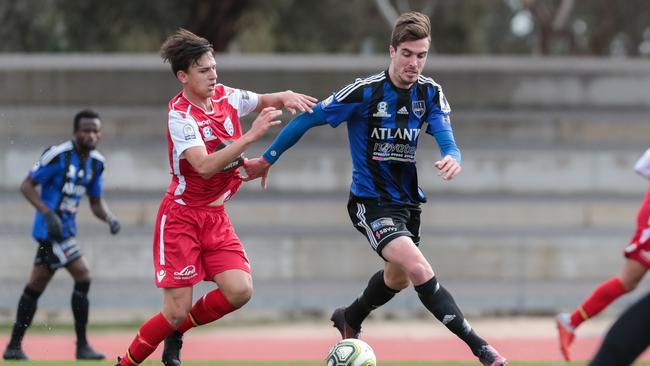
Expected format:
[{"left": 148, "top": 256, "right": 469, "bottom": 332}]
[
  {"left": 168, "top": 110, "right": 205, "bottom": 155},
  {"left": 28, "top": 148, "right": 62, "bottom": 185},
  {"left": 425, "top": 85, "right": 453, "bottom": 136},
  {"left": 635, "top": 148, "right": 650, "bottom": 178},
  {"left": 319, "top": 81, "right": 365, "bottom": 127},
  {"left": 224, "top": 85, "right": 259, "bottom": 118},
  {"left": 87, "top": 159, "right": 104, "bottom": 198}
]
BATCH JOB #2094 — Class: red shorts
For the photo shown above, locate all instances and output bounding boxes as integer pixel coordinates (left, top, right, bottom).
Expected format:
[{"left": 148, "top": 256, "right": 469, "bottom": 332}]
[
  {"left": 624, "top": 187, "right": 650, "bottom": 268},
  {"left": 152, "top": 195, "right": 251, "bottom": 288}
]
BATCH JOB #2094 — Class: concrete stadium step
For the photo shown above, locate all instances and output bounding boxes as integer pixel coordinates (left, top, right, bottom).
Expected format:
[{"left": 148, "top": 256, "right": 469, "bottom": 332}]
[
  {"left": 0, "top": 224, "right": 632, "bottom": 281},
  {"left": 1, "top": 144, "right": 647, "bottom": 193},
  {"left": 2, "top": 105, "right": 647, "bottom": 148},
  {"left": 0, "top": 224, "right": 641, "bottom": 318},
  {"left": 2, "top": 276, "right": 649, "bottom": 321},
  {"left": 0, "top": 191, "right": 642, "bottom": 230}
]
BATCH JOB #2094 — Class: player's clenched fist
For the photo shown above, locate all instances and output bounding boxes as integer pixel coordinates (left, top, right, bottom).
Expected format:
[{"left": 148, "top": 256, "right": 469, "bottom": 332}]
[{"left": 434, "top": 155, "right": 461, "bottom": 181}]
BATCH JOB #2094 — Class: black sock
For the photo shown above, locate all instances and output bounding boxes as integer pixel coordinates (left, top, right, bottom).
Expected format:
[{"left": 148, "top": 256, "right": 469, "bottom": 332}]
[
  {"left": 71, "top": 281, "right": 90, "bottom": 347},
  {"left": 8, "top": 286, "right": 42, "bottom": 349},
  {"left": 345, "top": 270, "right": 399, "bottom": 330},
  {"left": 415, "top": 277, "right": 487, "bottom": 356}
]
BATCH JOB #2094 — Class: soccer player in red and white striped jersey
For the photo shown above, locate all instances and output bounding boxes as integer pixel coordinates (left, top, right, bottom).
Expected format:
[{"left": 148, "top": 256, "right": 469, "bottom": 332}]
[{"left": 115, "top": 29, "right": 316, "bottom": 366}]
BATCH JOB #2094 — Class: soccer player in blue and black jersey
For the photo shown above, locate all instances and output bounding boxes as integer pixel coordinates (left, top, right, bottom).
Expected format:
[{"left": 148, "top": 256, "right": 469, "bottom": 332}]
[
  {"left": 3, "top": 110, "right": 121, "bottom": 361},
  {"left": 244, "top": 12, "right": 507, "bottom": 366}
]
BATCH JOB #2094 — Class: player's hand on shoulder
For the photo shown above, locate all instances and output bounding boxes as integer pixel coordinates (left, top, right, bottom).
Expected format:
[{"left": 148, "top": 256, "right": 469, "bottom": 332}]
[
  {"left": 242, "top": 157, "right": 272, "bottom": 189},
  {"left": 43, "top": 210, "right": 63, "bottom": 242},
  {"left": 107, "top": 215, "right": 121, "bottom": 235},
  {"left": 434, "top": 155, "right": 461, "bottom": 181},
  {"left": 281, "top": 90, "right": 318, "bottom": 115}
]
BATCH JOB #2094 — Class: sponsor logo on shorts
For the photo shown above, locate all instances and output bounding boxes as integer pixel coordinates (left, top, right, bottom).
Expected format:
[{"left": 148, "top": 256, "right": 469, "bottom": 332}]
[
  {"left": 374, "top": 226, "right": 398, "bottom": 239},
  {"left": 156, "top": 269, "right": 166, "bottom": 283},
  {"left": 370, "top": 217, "right": 395, "bottom": 231},
  {"left": 174, "top": 265, "right": 197, "bottom": 280},
  {"left": 442, "top": 314, "right": 456, "bottom": 325}
]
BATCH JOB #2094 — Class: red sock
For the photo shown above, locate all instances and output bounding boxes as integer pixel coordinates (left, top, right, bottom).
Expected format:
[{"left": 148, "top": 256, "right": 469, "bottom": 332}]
[
  {"left": 119, "top": 313, "right": 175, "bottom": 365},
  {"left": 177, "top": 289, "right": 236, "bottom": 334},
  {"left": 570, "top": 277, "right": 627, "bottom": 328}
]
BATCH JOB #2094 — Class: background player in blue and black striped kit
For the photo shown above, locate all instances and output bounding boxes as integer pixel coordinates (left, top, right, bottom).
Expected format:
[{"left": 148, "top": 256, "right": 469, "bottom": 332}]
[
  {"left": 3, "top": 109, "right": 121, "bottom": 361},
  {"left": 244, "top": 11, "right": 507, "bottom": 366}
]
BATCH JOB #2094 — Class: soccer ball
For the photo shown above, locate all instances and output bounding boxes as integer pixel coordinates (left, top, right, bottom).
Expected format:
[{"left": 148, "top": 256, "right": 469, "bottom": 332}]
[{"left": 326, "top": 339, "right": 377, "bottom": 366}]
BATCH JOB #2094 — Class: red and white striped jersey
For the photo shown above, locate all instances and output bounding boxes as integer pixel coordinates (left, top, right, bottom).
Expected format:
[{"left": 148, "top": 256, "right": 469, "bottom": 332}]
[{"left": 165, "top": 85, "right": 259, "bottom": 206}]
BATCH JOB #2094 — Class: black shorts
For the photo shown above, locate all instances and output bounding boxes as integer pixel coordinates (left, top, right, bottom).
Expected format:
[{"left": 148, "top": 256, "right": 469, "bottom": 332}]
[
  {"left": 34, "top": 237, "right": 82, "bottom": 272},
  {"left": 347, "top": 195, "right": 421, "bottom": 257}
]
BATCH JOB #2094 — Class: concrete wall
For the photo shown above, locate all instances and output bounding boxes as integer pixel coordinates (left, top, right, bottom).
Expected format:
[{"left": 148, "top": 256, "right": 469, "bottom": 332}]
[{"left": 1, "top": 54, "right": 649, "bottom": 318}]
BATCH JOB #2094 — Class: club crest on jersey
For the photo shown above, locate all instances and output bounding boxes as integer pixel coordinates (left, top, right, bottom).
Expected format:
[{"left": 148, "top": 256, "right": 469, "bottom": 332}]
[
  {"left": 373, "top": 101, "right": 391, "bottom": 118},
  {"left": 183, "top": 124, "right": 196, "bottom": 140},
  {"left": 224, "top": 117, "right": 234, "bottom": 136},
  {"left": 412, "top": 100, "right": 426, "bottom": 118},
  {"left": 202, "top": 126, "right": 216, "bottom": 141}
]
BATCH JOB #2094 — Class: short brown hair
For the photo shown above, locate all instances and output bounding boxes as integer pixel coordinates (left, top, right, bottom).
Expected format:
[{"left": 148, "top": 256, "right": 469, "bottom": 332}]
[
  {"left": 390, "top": 12, "right": 431, "bottom": 49},
  {"left": 160, "top": 28, "right": 214, "bottom": 76}
]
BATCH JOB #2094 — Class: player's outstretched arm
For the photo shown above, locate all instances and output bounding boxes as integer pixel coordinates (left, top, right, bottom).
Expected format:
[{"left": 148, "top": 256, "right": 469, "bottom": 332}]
[
  {"left": 186, "top": 107, "right": 283, "bottom": 179},
  {"left": 243, "top": 108, "right": 327, "bottom": 187},
  {"left": 257, "top": 90, "right": 318, "bottom": 115},
  {"left": 89, "top": 196, "right": 120, "bottom": 234}
]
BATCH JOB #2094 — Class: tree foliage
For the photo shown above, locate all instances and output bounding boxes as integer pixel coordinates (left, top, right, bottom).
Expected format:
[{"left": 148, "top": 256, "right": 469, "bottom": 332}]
[{"left": 0, "top": 0, "right": 647, "bottom": 56}]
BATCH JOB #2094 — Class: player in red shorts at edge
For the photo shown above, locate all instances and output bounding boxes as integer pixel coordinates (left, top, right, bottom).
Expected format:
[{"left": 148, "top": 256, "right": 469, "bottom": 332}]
[
  {"left": 115, "top": 29, "right": 316, "bottom": 366},
  {"left": 556, "top": 147, "right": 650, "bottom": 361}
]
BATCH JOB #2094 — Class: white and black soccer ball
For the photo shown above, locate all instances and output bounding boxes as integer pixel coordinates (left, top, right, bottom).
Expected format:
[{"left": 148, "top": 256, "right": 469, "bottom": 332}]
[{"left": 326, "top": 339, "right": 377, "bottom": 366}]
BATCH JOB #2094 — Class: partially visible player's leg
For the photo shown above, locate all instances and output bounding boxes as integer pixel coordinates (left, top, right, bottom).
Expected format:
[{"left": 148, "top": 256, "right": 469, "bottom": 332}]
[
  {"left": 333, "top": 267, "right": 403, "bottom": 338},
  {"left": 568, "top": 260, "right": 645, "bottom": 330},
  {"left": 163, "top": 222, "right": 250, "bottom": 366},
  {"left": 333, "top": 199, "right": 410, "bottom": 338},
  {"left": 383, "top": 237, "right": 507, "bottom": 365},
  {"left": 4, "top": 246, "right": 55, "bottom": 360},
  {"left": 589, "top": 290, "right": 650, "bottom": 366},
  {"left": 66, "top": 256, "right": 105, "bottom": 360},
  {"left": 117, "top": 287, "right": 191, "bottom": 366},
  {"left": 175, "top": 269, "right": 247, "bottom": 334},
  {"left": 164, "top": 281, "right": 245, "bottom": 366},
  {"left": 174, "top": 225, "right": 250, "bottom": 334},
  {"left": 558, "top": 219, "right": 650, "bottom": 361}
]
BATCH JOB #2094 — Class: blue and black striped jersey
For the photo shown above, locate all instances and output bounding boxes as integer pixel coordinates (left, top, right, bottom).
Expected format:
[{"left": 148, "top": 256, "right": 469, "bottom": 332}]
[
  {"left": 28, "top": 140, "right": 105, "bottom": 241},
  {"left": 319, "top": 70, "right": 453, "bottom": 205}
]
